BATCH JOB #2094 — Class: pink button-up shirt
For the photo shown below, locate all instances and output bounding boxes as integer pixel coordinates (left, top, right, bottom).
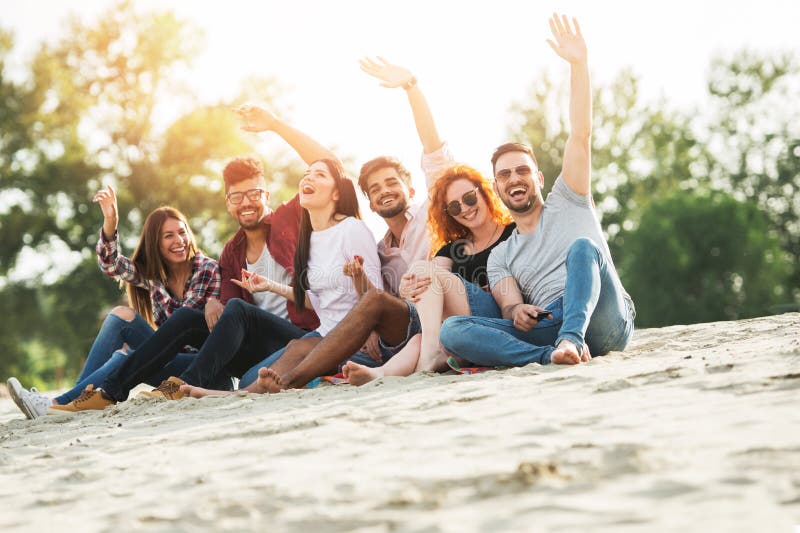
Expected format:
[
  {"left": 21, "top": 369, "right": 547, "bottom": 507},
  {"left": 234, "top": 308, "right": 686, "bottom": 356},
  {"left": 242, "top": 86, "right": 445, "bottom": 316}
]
[{"left": 378, "top": 143, "right": 454, "bottom": 295}]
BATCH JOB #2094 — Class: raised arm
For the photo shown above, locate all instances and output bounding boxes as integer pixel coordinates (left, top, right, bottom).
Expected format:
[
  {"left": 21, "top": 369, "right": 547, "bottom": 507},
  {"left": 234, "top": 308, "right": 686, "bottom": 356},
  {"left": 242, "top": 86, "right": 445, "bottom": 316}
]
[
  {"left": 234, "top": 105, "right": 337, "bottom": 165},
  {"left": 547, "top": 14, "right": 591, "bottom": 196},
  {"left": 93, "top": 185, "right": 147, "bottom": 289},
  {"left": 359, "top": 56, "right": 443, "bottom": 155}
]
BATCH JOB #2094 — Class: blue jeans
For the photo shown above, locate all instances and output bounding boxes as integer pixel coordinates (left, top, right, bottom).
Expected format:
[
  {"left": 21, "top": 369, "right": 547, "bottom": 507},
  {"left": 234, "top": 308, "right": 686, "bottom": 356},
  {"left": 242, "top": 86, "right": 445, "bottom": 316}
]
[
  {"left": 77, "top": 312, "right": 154, "bottom": 382},
  {"left": 103, "top": 300, "right": 305, "bottom": 401},
  {"left": 56, "top": 312, "right": 154, "bottom": 404},
  {"left": 439, "top": 238, "right": 634, "bottom": 366},
  {"left": 56, "top": 350, "right": 208, "bottom": 405},
  {"left": 238, "top": 330, "right": 377, "bottom": 388},
  {"left": 460, "top": 277, "right": 502, "bottom": 318},
  {"left": 377, "top": 299, "right": 422, "bottom": 359}
]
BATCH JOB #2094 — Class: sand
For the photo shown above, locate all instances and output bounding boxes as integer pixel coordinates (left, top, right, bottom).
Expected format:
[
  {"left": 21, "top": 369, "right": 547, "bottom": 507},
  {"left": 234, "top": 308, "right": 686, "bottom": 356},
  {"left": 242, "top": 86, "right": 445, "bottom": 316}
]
[{"left": 1, "top": 313, "right": 799, "bottom": 532}]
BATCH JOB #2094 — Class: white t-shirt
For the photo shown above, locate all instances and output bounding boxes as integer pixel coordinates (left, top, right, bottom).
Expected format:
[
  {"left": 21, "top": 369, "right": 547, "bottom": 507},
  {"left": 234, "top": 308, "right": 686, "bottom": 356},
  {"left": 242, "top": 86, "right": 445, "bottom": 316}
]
[
  {"left": 246, "top": 245, "right": 292, "bottom": 320},
  {"left": 307, "top": 217, "right": 383, "bottom": 336}
]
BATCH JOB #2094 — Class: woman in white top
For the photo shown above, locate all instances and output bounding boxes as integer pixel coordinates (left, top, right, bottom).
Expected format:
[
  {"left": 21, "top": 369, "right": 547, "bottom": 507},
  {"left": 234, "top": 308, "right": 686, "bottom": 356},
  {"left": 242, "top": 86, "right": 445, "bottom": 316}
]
[{"left": 181, "top": 157, "right": 383, "bottom": 396}]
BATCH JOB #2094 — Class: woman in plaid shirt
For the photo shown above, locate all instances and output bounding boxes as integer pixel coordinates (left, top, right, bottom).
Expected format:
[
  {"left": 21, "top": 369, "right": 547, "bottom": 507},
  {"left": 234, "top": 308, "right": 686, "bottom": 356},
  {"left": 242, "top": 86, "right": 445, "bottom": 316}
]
[{"left": 7, "top": 185, "right": 224, "bottom": 419}]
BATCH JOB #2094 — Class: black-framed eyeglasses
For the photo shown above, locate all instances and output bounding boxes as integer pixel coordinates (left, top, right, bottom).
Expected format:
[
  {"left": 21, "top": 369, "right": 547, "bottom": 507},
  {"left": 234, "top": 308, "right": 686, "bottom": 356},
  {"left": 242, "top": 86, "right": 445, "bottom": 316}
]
[
  {"left": 444, "top": 187, "right": 480, "bottom": 217},
  {"left": 495, "top": 165, "right": 533, "bottom": 181},
  {"left": 226, "top": 188, "right": 265, "bottom": 204}
]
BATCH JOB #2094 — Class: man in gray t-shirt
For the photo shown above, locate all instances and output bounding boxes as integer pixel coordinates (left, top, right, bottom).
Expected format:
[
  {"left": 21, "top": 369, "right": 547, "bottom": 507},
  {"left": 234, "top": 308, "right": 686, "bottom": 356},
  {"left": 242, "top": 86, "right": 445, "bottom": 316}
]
[{"left": 439, "top": 14, "right": 635, "bottom": 366}]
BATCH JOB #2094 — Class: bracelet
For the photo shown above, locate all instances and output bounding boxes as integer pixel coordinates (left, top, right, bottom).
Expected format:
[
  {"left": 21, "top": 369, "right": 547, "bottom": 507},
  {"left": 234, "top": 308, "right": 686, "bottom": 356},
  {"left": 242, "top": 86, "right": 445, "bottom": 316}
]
[{"left": 401, "top": 76, "right": 417, "bottom": 91}]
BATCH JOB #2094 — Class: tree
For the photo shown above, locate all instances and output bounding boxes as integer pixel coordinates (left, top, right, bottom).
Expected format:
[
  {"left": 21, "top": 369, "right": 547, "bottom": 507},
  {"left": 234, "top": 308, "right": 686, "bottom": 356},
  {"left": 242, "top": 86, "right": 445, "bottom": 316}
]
[
  {"left": 621, "top": 191, "right": 791, "bottom": 327},
  {"left": 0, "top": 2, "right": 297, "bottom": 384}
]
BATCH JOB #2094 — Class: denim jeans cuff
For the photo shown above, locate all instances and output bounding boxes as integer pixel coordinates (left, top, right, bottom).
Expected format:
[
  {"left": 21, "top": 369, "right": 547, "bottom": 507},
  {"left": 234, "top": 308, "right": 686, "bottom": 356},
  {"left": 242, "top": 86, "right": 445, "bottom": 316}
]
[{"left": 555, "top": 333, "right": 584, "bottom": 352}]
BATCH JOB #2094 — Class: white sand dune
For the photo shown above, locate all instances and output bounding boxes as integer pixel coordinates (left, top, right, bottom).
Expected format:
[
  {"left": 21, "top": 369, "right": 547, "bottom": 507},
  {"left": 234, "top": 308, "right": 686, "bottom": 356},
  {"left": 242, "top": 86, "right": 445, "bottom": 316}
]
[{"left": 1, "top": 313, "right": 799, "bottom": 532}]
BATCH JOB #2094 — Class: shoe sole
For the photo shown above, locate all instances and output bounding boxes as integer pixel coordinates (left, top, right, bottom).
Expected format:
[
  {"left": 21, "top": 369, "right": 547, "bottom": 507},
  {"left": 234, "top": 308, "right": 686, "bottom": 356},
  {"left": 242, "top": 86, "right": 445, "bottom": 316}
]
[
  {"left": 46, "top": 407, "right": 77, "bottom": 416},
  {"left": 6, "top": 378, "right": 33, "bottom": 420}
]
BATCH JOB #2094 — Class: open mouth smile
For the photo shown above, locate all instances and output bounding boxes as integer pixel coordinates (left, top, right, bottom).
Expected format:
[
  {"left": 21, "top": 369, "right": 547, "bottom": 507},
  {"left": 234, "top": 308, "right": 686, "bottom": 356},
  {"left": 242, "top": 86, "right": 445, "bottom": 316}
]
[{"left": 507, "top": 185, "right": 528, "bottom": 200}]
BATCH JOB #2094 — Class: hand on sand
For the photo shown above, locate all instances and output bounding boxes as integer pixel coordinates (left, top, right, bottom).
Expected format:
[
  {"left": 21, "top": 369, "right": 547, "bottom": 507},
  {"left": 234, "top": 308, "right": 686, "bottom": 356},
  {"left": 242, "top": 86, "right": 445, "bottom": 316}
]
[
  {"left": 398, "top": 272, "right": 432, "bottom": 302},
  {"left": 359, "top": 56, "right": 415, "bottom": 89},
  {"left": 551, "top": 340, "right": 592, "bottom": 365}
]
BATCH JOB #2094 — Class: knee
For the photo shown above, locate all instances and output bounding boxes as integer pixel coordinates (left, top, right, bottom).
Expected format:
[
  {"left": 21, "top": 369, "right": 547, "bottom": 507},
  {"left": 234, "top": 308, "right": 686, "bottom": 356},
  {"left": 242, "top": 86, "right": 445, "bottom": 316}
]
[
  {"left": 220, "top": 298, "right": 247, "bottom": 318},
  {"left": 361, "top": 288, "right": 393, "bottom": 313},
  {"left": 110, "top": 306, "right": 135, "bottom": 322},
  {"left": 439, "top": 316, "right": 471, "bottom": 353},
  {"left": 567, "top": 238, "right": 600, "bottom": 262}
]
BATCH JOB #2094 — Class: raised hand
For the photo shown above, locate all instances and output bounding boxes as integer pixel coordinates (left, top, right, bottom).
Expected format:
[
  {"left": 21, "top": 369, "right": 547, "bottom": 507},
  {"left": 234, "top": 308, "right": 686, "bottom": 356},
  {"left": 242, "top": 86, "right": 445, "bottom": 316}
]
[
  {"left": 233, "top": 104, "right": 279, "bottom": 133},
  {"left": 546, "top": 14, "right": 587, "bottom": 65},
  {"left": 93, "top": 184, "right": 118, "bottom": 239},
  {"left": 359, "top": 56, "right": 415, "bottom": 89}
]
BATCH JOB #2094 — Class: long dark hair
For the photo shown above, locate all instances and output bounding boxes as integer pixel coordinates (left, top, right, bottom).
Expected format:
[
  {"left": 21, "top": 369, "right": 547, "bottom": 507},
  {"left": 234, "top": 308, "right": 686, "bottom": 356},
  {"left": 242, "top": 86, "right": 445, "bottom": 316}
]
[
  {"left": 127, "top": 206, "right": 198, "bottom": 327},
  {"left": 292, "top": 159, "right": 361, "bottom": 311}
]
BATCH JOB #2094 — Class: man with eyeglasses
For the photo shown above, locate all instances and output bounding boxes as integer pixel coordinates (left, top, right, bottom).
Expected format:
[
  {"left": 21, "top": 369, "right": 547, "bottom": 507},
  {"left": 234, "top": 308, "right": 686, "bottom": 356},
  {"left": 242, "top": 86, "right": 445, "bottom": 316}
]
[
  {"left": 438, "top": 14, "right": 635, "bottom": 367},
  {"left": 50, "top": 108, "right": 332, "bottom": 411}
]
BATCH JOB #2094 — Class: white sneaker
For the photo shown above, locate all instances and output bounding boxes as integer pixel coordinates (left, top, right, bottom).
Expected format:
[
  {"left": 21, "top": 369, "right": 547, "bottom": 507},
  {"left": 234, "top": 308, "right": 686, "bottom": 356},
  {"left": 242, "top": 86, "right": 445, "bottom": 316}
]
[{"left": 6, "top": 377, "right": 52, "bottom": 419}]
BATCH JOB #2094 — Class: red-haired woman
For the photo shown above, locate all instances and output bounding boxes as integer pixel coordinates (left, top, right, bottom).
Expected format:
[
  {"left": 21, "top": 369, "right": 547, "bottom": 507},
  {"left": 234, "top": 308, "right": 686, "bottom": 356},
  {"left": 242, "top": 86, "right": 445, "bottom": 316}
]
[{"left": 343, "top": 59, "right": 515, "bottom": 385}]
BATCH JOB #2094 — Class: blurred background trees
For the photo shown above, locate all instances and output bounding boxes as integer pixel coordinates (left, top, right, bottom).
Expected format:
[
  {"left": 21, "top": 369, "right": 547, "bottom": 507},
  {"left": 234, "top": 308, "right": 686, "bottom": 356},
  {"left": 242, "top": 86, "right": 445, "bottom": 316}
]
[{"left": 0, "top": 2, "right": 304, "bottom": 387}]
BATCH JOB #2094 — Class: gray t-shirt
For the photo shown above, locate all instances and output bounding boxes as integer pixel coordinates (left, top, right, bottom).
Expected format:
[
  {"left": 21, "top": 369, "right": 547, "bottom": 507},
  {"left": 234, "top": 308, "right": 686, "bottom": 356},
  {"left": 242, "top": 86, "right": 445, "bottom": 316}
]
[{"left": 488, "top": 176, "right": 628, "bottom": 308}]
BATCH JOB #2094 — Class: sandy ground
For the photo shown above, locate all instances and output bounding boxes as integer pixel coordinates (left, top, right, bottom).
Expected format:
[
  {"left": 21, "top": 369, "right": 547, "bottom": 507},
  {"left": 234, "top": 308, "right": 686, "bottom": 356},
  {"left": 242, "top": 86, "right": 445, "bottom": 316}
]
[{"left": 1, "top": 313, "right": 799, "bottom": 532}]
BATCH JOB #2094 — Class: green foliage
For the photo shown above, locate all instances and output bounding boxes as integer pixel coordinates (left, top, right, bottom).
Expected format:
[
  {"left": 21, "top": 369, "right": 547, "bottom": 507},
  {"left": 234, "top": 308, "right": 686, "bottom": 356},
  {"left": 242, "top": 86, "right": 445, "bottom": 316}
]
[
  {"left": 0, "top": 2, "right": 296, "bottom": 386},
  {"left": 621, "top": 191, "right": 791, "bottom": 327}
]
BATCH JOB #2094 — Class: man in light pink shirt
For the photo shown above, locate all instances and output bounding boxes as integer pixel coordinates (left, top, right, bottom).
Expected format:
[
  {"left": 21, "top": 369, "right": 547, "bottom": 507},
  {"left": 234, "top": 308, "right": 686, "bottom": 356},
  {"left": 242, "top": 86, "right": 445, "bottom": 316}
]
[{"left": 256, "top": 65, "right": 455, "bottom": 390}]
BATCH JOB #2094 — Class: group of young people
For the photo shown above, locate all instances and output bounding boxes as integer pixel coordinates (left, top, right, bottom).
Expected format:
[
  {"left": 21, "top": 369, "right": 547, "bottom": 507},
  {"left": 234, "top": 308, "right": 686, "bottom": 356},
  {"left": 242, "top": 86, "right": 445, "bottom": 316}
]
[{"left": 7, "top": 14, "right": 634, "bottom": 419}]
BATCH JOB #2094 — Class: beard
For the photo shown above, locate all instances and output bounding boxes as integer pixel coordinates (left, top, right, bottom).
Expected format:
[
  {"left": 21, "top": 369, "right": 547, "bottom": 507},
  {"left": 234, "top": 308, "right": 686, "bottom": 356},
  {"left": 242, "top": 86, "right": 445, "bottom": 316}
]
[
  {"left": 237, "top": 207, "right": 264, "bottom": 230},
  {"left": 374, "top": 197, "right": 408, "bottom": 219}
]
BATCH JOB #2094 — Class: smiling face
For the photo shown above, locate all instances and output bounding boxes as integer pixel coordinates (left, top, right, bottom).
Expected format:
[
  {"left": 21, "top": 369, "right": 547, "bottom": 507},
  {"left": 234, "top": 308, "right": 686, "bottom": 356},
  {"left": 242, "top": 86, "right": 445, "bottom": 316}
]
[
  {"left": 492, "top": 151, "right": 544, "bottom": 214},
  {"left": 365, "top": 166, "right": 414, "bottom": 219},
  {"left": 226, "top": 176, "right": 269, "bottom": 230},
  {"left": 299, "top": 161, "right": 339, "bottom": 211},
  {"left": 444, "top": 177, "right": 489, "bottom": 230},
  {"left": 158, "top": 217, "right": 192, "bottom": 266}
]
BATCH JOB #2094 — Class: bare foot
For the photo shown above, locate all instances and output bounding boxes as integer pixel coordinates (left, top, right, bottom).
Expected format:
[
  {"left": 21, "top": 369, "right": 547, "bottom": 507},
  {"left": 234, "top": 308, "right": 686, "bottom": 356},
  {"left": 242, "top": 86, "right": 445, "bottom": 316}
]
[
  {"left": 343, "top": 361, "right": 383, "bottom": 386},
  {"left": 416, "top": 346, "right": 449, "bottom": 372},
  {"left": 246, "top": 367, "right": 284, "bottom": 394},
  {"left": 179, "top": 384, "right": 231, "bottom": 399},
  {"left": 551, "top": 340, "right": 581, "bottom": 365},
  {"left": 580, "top": 343, "right": 592, "bottom": 362}
]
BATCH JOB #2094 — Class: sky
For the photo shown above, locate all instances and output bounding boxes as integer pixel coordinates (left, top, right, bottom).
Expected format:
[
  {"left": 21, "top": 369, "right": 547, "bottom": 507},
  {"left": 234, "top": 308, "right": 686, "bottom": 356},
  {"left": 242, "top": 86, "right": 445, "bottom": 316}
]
[{"left": 3, "top": 0, "right": 800, "bottom": 244}]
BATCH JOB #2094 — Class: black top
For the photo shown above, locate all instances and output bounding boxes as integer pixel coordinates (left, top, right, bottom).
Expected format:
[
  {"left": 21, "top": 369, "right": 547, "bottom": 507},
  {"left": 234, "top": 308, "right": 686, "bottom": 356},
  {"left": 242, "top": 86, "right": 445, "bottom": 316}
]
[{"left": 434, "top": 223, "right": 516, "bottom": 288}]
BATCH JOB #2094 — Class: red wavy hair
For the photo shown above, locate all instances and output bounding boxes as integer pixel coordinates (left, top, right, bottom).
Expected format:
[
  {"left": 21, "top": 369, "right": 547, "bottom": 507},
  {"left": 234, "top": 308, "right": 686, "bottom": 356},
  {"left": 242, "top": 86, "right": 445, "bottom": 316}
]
[{"left": 427, "top": 164, "right": 512, "bottom": 256}]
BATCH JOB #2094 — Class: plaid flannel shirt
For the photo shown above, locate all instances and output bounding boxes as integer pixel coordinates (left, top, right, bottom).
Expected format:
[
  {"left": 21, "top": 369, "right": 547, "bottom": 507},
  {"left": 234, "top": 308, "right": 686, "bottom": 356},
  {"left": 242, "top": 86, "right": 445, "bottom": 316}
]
[{"left": 96, "top": 230, "right": 221, "bottom": 326}]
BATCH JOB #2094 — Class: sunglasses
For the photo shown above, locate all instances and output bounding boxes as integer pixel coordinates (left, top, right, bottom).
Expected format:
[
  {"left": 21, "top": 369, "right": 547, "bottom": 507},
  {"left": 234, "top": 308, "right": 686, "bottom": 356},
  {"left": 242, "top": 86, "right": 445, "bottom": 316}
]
[
  {"left": 226, "top": 188, "right": 265, "bottom": 204},
  {"left": 495, "top": 165, "right": 533, "bottom": 181},
  {"left": 444, "top": 187, "right": 480, "bottom": 217}
]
